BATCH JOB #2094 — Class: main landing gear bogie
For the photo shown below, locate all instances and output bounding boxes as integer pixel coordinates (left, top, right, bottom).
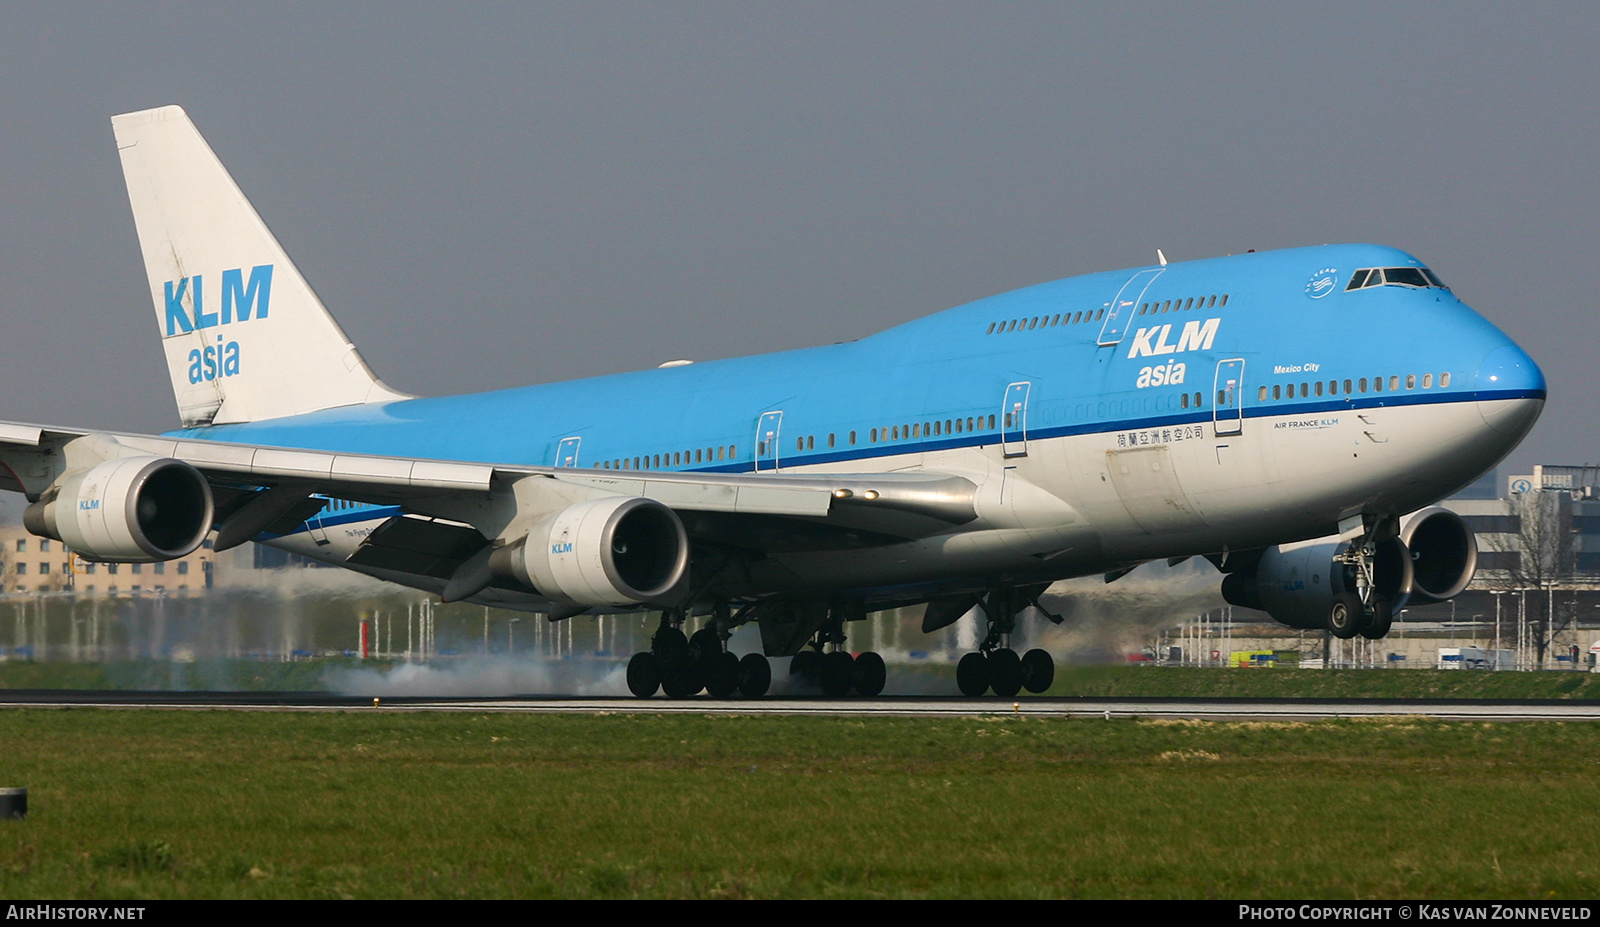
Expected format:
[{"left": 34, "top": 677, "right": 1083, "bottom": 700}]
[
  {"left": 784, "top": 600, "right": 888, "bottom": 698},
  {"left": 956, "top": 647, "right": 1055, "bottom": 698},
  {"left": 787, "top": 646, "right": 888, "bottom": 697},
  {"left": 955, "top": 586, "right": 1059, "bottom": 697},
  {"left": 626, "top": 610, "right": 772, "bottom": 699}
]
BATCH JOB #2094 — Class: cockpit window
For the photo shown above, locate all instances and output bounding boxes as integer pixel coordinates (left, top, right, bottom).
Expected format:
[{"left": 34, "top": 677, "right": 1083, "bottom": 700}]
[{"left": 1348, "top": 266, "right": 1447, "bottom": 291}]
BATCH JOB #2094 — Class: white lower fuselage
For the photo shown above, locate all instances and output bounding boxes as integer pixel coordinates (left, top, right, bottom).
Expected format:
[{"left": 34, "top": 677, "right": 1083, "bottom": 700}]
[{"left": 266, "top": 394, "right": 1539, "bottom": 608}]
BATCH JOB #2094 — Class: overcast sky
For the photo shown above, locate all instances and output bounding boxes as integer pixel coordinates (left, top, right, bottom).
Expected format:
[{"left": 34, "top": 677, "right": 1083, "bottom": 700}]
[{"left": 0, "top": 2, "right": 1592, "bottom": 481}]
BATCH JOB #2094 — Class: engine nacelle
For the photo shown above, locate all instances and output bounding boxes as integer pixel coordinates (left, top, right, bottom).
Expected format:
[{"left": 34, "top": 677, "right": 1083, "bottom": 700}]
[
  {"left": 24, "top": 456, "right": 214, "bottom": 562},
  {"left": 1221, "top": 508, "right": 1478, "bottom": 630},
  {"left": 490, "top": 496, "right": 689, "bottom": 607},
  {"left": 1222, "top": 536, "right": 1413, "bottom": 631},
  {"left": 1399, "top": 506, "right": 1477, "bottom": 604}
]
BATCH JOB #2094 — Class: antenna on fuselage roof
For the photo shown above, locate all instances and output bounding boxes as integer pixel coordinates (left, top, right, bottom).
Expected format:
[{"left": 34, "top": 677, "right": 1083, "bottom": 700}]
[{"left": 1157, "top": 249, "right": 1168, "bottom": 267}]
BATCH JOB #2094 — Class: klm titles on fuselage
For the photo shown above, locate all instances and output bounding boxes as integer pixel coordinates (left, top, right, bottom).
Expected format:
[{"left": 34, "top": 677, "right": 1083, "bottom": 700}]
[
  {"left": 162, "top": 265, "right": 273, "bottom": 384},
  {"left": 1128, "top": 317, "right": 1220, "bottom": 389}
]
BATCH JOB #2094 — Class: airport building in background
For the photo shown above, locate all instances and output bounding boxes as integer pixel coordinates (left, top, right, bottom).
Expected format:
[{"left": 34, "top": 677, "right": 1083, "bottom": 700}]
[
  {"left": 0, "top": 521, "right": 379, "bottom": 600},
  {"left": 0, "top": 524, "right": 215, "bottom": 597},
  {"left": 1443, "top": 465, "right": 1600, "bottom": 586}
]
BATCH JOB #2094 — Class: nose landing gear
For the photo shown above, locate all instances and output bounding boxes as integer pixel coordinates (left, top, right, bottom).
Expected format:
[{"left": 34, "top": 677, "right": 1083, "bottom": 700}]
[{"left": 1329, "top": 519, "right": 1401, "bottom": 640}]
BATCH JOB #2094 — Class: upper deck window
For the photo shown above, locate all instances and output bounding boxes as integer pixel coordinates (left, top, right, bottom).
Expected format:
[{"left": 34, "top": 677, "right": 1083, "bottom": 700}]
[{"left": 1346, "top": 266, "right": 1448, "bottom": 291}]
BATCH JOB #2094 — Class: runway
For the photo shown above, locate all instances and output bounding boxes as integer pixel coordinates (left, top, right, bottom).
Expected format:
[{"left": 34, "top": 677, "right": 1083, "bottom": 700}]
[{"left": 2, "top": 689, "right": 1598, "bottom": 721}]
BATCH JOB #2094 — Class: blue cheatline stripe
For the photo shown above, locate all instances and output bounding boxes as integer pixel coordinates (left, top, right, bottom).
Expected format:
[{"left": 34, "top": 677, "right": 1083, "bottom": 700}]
[
  {"left": 257, "top": 505, "right": 404, "bottom": 541},
  {"left": 590, "top": 387, "right": 1542, "bottom": 474}
]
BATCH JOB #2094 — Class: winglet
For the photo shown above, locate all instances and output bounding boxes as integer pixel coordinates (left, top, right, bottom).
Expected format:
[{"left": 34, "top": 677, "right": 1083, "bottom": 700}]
[{"left": 113, "top": 106, "right": 410, "bottom": 427}]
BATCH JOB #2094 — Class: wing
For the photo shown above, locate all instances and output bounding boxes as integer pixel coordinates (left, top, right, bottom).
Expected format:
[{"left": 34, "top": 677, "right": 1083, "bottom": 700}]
[{"left": 0, "top": 422, "right": 980, "bottom": 606}]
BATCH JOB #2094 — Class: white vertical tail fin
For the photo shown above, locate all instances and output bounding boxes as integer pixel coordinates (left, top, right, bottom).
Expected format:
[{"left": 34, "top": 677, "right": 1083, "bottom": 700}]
[{"left": 113, "top": 105, "right": 409, "bottom": 426}]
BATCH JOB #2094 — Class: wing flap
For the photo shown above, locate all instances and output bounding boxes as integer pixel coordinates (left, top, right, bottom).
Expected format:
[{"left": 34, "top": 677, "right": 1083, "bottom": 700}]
[{"left": 346, "top": 516, "right": 488, "bottom": 580}]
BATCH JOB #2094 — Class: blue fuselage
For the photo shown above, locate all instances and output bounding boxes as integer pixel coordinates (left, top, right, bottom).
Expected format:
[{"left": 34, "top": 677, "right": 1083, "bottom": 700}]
[{"left": 178, "top": 244, "right": 1543, "bottom": 480}]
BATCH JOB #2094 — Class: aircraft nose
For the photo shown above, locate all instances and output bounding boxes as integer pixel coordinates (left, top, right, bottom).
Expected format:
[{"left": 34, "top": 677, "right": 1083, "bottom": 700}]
[{"left": 1475, "top": 343, "right": 1546, "bottom": 438}]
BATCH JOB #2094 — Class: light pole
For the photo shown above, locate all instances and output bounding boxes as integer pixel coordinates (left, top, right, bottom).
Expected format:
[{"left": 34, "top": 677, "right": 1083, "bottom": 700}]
[
  {"left": 1543, "top": 580, "right": 1559, "bottom": 669},
  {"left": 508, "top": 617, "right": 520, "bottom": 655},
  {"left": 1518, "top": 588, "right": 1528, "bottom": 670}
]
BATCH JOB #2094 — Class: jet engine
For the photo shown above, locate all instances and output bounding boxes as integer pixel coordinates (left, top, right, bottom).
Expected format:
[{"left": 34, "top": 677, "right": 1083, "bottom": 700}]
[
  {"left": 23, "top": 456, "right": 214, "bottom": 562},
  {"left": 1221, "top": 507, "right": 1477, "bottom": 633},
  {"left": 490, "top": 496, "right": 690, "bottom": 607},
  {"left": 1398, "top": 506, "right": 1478, "bottom": 604}
]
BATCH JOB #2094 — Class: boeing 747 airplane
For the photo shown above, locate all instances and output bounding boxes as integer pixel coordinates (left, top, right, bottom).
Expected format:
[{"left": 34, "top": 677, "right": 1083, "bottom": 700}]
[{"left": 0, "top": 106, "right": 1545, "bottom": 698}]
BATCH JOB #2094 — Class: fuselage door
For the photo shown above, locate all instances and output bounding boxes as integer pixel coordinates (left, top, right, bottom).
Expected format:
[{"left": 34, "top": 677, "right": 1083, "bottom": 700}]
[
  {"left": 1098, "top": 268, "right": 1163, "bottom": 346},
  {"left": 1213, "top": 359, "right": 1245, "bottom": 436},
  {"left": 1002, "top": 381, "right": 1031, "bottom": 458},
  {"left": 555, "top": 436, "right": 581, "bottom": 468},
  {"left": 755, "top": 411, "right": 783, "bottom": 472},
  {"left": 307, "top": 496, "right": 331, "bottom": 546}
]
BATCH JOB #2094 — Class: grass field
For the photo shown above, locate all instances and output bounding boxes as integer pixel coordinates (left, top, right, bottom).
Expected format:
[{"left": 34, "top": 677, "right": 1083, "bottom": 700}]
[{"left": 2, "top": 708, "right": 1599, "bottom": 899}]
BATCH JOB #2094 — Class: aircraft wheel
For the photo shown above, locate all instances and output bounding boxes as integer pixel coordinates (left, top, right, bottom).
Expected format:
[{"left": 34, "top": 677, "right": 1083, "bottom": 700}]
[
  {"left": 1020, "top": 649, "right": 1055, "bottom": 694},
  {"left": 661, "top": 668, "right": 702, "bottom": 699},
  {"left": 706, "top": 651, "right": 741, "bottom": 698},
  {"left": 956, "top": 652, "right": 990, "bottom": 697},
  {"left": 653, "top": 626, "right": 690, "bottom": 668},
  {"left": 737, "top": 653, "right": 772, "bottom": 697},
  {"left": 989, "top": 648, "right": 1024, "bottom": 697},
  {"left": 819, "top": 651, "right": 855, "bottom": 696},
  {"left": 689, "top": 627, "right": 722, "bottom": 668},
  {"left": 1359, "top": 595, "right": 1393, "bottom": 640},
  {"left": 790, "top": 649, "right": 821, "bottom": 682},
  {"left": 852, "top": 651, "right": 887, "bottom": 697},
  {"left": 626, "top": 651, "right": 661, "bottom": 698},
  {"left": 1328, "top": 593, "right": 1363, "bottom": 640}
]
